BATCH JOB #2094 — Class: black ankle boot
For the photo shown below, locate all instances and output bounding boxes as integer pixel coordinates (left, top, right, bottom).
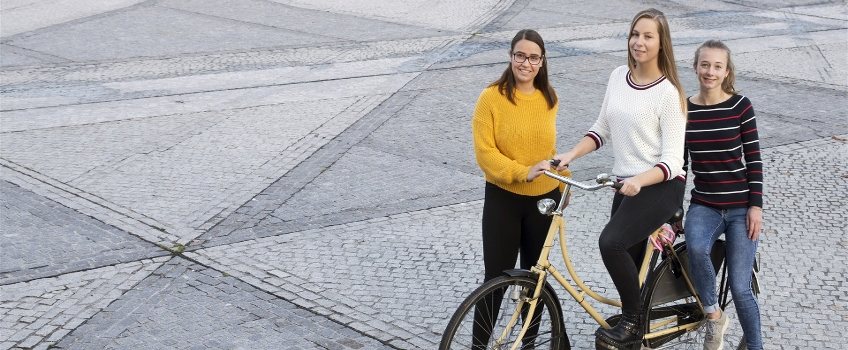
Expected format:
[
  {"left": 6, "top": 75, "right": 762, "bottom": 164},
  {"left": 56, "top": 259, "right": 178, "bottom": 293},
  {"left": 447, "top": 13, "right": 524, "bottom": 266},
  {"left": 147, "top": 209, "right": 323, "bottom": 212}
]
[{"left": 595, "top": 311, "right": 643, "bottom": 349}]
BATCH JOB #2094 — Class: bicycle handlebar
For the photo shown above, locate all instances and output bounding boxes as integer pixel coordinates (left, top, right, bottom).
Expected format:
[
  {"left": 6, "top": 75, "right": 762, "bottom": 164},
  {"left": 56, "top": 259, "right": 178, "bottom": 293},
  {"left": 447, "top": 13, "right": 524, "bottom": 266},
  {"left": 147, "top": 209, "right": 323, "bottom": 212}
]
[{"left": 545, "top": 159, "right": 623, "bottom": 190}]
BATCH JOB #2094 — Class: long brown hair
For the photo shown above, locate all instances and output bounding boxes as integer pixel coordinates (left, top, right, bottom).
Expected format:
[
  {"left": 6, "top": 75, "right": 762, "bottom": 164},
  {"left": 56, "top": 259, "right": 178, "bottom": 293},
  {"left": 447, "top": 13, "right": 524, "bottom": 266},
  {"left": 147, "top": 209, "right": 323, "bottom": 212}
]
[
  {"left": 490, "top": 29, "right": 558, "bottom": 109},
  {"left": 627, "top": 9, "right": 687, "bottom": 115},
  {"left": 693, "top": 39, "right": 740, "bottom": 95}
]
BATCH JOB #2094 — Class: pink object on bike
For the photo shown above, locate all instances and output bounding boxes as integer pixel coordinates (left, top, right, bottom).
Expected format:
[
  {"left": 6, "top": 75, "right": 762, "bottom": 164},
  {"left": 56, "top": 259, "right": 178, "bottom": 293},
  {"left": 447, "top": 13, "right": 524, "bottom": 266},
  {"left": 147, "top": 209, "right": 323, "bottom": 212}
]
[{"left": 650, "top": 224, "right": 677, "bottom": 251}]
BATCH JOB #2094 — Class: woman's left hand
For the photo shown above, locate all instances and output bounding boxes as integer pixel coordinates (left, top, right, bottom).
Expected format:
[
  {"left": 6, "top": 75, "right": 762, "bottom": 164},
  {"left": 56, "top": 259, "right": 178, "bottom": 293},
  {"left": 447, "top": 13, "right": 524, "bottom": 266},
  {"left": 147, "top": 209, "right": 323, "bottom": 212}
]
[{"left": 746, "top": 206, "right": 762, "bottom": 241}]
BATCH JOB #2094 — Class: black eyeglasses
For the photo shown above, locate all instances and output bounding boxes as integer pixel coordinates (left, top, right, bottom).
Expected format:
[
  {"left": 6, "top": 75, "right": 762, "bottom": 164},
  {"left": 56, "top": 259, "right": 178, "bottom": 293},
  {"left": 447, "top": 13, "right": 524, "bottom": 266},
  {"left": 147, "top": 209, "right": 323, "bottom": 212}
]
[{"left": 512, "top": 52, "right": 543, "bottom": 65}]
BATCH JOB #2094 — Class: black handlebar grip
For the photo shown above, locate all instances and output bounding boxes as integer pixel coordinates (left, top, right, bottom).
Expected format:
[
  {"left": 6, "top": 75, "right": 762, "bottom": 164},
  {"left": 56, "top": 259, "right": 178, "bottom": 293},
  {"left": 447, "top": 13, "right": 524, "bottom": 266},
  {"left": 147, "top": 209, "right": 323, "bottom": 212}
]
[
  {"left": 549, "top": 159, "right": 560, "bottom": 167},
  {"left": 612, "top": 181, "right": 623, "bottom": 189}
]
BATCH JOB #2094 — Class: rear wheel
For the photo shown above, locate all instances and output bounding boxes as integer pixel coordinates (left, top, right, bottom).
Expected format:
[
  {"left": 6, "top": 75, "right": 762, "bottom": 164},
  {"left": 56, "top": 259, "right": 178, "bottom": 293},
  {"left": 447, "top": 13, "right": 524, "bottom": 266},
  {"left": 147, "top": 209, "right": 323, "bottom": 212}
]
[
  {"left": 440, "top": 275, "right": 568, "bottom": 350},
  {"left": 641, "top": 244, "right": 703, "bottom": 349},
  {"left": 642, "top": 241, "right": 759, "bottom": 350}
]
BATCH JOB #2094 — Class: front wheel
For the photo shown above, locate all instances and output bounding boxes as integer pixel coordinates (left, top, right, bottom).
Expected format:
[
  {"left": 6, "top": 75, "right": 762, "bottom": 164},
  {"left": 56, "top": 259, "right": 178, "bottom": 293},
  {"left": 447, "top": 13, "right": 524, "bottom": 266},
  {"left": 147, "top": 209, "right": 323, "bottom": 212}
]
[{"left": 440, "top": 275, "right": 569, "bottom": 350}]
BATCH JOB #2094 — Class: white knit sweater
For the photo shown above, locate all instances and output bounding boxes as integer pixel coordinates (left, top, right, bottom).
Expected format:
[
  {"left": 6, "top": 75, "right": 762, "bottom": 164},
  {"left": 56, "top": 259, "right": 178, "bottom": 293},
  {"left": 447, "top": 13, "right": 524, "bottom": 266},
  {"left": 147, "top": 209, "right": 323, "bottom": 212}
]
[{"left": 587, "top": 65, "right": 686, "bottom": 181}]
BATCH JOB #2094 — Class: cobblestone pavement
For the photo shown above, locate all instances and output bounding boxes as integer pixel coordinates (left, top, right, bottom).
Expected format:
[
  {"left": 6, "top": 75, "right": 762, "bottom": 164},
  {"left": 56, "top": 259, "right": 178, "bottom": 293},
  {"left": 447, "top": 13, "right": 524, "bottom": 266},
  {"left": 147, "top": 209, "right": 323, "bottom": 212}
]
[{"left": 1, "top": 0, "right": 846, "bottom": 349}]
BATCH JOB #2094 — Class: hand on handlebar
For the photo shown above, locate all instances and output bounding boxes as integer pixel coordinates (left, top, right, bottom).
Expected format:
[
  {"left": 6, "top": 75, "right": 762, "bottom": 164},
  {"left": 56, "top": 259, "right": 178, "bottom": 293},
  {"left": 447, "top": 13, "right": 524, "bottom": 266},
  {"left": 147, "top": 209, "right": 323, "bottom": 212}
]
[
  {"left": 551, "top": 154, "right": 573, "bottom": 171},
  {"left": 616, "top": 177, "right": 642, "bottom": 196},
  {"left": 527, "top": 160, "right": 553, "bottom": 182}
]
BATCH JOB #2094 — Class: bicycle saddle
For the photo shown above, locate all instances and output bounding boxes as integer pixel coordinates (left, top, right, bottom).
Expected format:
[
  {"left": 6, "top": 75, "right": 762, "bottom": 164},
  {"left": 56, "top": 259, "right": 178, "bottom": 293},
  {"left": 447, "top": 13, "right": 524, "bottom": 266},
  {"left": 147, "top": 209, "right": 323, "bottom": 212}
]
[{"left": 666, "top": 207, "right": 684, "bottom": 224}]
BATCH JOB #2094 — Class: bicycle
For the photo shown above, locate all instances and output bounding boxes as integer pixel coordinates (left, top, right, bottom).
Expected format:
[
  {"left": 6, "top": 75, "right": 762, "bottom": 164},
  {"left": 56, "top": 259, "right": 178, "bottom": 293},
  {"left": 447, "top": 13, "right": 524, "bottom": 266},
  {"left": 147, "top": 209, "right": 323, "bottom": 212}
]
[{"left": 440, "top": 167, "right": 760, "bottom": 350}]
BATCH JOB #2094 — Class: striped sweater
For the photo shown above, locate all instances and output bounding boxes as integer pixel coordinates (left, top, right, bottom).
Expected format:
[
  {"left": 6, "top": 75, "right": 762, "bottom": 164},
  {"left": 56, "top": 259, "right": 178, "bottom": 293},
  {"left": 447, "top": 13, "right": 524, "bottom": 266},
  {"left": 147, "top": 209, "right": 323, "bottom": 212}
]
[{"left": 684, "top": 94, "right": 763, "bottom": 208}]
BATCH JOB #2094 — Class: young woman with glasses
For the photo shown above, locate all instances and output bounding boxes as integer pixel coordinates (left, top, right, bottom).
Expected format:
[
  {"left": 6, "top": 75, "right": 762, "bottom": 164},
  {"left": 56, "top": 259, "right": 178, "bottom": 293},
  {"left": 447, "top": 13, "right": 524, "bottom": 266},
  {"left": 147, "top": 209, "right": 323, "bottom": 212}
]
[
  {"left": 471, "top": 28, "right": 572, "bottom": 348},
  {"left": 552, "top": 9, "right": 688, "bottom": 349}
]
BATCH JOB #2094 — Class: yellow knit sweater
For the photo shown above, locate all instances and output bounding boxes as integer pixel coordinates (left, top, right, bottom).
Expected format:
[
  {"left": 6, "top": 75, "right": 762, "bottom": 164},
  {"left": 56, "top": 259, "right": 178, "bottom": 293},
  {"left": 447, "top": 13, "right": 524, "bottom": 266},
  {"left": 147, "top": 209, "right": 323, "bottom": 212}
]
[{"left": 473, "top": 85, "right": 571, "bottom": 196}]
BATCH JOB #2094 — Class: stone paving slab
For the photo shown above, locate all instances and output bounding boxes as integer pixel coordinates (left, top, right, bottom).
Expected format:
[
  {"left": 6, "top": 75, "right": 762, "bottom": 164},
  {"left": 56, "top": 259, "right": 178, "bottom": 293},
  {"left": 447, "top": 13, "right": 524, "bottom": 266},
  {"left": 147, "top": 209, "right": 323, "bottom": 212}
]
[
  {"left": 0, "top": 0, "right": 148, "bottom": 38},
  {"left": 160, "top": 0, "right": 452, "bottom": 42},
  {"left": 0, "top": 180, "right": 168, "bottom": 284},
  {"left": 186, "top": 202, "right": 487, "bottom": 349},
  {"left": 272, "top": 0, "right": 510, "bottom": 32},
  {"left": 1, "top": 0, "right": 846, "bottom": 349},
  {"left": 266, "top": 145, "right": 481, "bottom": 222},
  {"left": 752, "top": 135, "right": 848, "bottom": 349},
  {"left": 2, "top": 75, "right": 412, "bottom": 246},
  {"left": 0, "top": 257, "right": 169, "bottom": 350},
  {"left": 52, "top": 256, "right": 392, "bottom": 350},
  {"left": 0, "top": 36, "right": 464, "bottom": 88},
  {"left": 1, "top": 160, "right": 186, "bottom": 246},
  {"left": 788, "top": 2, "right": 848, "bottom": 20},
  {"left": 192, "top": 89, "right": 426, "bottom": 247},
  {"left": 4, "top": 4, "right": 337, "bottom": 63},
  {"left": 0, "top": 55, "right": 435, "bottom": 111},
  {"left": 0, "top": 72, "right": 418, "bottom": 131}
]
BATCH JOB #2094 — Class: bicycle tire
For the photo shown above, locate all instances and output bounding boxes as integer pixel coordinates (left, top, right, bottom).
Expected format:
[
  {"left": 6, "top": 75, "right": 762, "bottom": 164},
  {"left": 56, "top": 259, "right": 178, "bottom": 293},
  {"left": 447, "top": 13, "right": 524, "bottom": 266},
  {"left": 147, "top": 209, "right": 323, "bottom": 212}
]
[
  {"left": 640, "top": 243, "right": 704, "bottom": 349},
  {"left": 440, "top": 275, "right": 569, "bottom": 350}
]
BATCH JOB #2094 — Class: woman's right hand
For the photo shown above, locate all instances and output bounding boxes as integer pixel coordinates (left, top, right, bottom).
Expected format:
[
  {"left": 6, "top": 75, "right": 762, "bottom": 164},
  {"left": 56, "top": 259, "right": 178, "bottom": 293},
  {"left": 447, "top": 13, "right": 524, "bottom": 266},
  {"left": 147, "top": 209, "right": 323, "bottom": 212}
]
[
  {"left": 527, "top": 160, "right": 552, "bottom": 182},
  {"left": 553, "top": 136, "right": 598, "bottom": 171},
  {"left": 551, "top": 152, "right": 574, "bottom": 171}
]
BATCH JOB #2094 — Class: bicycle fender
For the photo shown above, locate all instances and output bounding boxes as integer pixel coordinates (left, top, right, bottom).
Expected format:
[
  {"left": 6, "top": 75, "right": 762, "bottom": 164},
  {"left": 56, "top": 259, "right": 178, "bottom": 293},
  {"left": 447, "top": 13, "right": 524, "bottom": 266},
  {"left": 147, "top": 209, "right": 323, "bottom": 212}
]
[{"left": 502, "top": 269, "right": 535, "bottom": 278}]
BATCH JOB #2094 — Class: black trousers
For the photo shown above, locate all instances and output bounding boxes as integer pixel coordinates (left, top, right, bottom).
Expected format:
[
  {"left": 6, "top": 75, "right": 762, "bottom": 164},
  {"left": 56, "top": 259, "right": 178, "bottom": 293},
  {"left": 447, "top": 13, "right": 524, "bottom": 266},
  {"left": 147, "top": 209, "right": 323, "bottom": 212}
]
[
  {"left": 482, "top": 182, "right": 560, "bottom": 281},
  {"left": 600, "top": 179, "right": 685, "bottom": 314},
  {"left": 473, "top": 182, "right": 561, "bottom": 349}
]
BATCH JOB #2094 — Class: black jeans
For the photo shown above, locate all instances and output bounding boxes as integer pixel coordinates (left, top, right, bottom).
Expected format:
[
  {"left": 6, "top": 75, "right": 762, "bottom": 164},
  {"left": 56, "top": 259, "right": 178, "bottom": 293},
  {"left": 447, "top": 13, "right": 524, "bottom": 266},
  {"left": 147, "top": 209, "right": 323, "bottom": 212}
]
[
  {"left": 599, "top": 179, "right": 685, "bottom": 315},
  {"left": 473, "top": 182, "right": 560, "bottom": 348},
  {"left": 481, "top": 182, "right": 560, "bottom": 281}
]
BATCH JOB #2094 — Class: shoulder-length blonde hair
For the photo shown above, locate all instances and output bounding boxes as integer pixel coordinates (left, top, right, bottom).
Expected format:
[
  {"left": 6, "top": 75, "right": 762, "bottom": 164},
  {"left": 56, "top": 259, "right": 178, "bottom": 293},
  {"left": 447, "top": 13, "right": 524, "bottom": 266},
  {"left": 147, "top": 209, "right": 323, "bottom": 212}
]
[
  {"left": 693, "top": 39, "right": 740, "bottom": 95},
  {"left": 627, "top": 8, "right": 687, "bottom": 116}
]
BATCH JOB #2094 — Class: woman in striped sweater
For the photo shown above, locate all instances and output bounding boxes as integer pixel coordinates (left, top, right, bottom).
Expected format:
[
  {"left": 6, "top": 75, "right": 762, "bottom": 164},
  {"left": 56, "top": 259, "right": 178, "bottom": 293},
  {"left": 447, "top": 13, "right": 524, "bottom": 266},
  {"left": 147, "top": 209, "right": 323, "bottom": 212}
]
[
  {"left": 684, "top": 39, "right": 764, "bottom": 350},
  {"left": 553, "top": 9, "right": 687, "bottom": 349}
]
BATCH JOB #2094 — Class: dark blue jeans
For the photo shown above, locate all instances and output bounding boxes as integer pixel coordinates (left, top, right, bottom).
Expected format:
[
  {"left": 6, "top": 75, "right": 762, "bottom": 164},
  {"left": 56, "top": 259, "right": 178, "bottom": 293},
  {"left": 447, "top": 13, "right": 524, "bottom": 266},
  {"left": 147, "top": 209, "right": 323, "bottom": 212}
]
[{"left": 685, "top": 203, "right": 762, "bottom": 349}]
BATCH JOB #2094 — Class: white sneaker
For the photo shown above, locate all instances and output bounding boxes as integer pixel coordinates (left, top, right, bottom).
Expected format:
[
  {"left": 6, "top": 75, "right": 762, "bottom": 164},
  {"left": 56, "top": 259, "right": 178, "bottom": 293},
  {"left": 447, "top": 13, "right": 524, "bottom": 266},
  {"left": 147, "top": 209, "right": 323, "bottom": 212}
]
[{"left": 703, "top": 311, "right": 729, "bottom": 350}]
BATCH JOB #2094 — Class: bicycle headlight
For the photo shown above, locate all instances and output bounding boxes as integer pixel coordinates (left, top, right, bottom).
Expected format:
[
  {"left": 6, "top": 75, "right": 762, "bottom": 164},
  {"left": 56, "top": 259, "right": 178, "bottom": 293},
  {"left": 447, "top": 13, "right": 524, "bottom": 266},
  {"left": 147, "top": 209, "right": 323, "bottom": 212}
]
[{"left": 536, "top": 198, "right": 557, "bottom": 215}]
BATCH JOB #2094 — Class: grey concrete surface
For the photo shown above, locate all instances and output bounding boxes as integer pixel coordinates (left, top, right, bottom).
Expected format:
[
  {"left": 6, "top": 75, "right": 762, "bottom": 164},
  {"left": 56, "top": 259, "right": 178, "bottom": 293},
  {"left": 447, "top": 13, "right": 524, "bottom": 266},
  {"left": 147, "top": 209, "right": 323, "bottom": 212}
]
[{"left": 1, "top": 0, "right": 846, "bottom": 349}]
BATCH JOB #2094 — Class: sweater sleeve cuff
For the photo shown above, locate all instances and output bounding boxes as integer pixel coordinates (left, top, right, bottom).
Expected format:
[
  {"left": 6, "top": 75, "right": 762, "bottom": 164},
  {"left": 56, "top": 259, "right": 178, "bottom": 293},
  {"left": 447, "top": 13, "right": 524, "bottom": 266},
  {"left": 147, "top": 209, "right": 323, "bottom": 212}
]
[
  {"left": 748, "top": 193, "right": 763, "bottom": 208},
  {"left": 519, "top": 165, "right": 531, "bottom": 183},
  {"left": 586, "top": 131, "right": 603, "bottom": 149},
  {"left": 654, "top": 163, "right": 672, "bottom": 181}
]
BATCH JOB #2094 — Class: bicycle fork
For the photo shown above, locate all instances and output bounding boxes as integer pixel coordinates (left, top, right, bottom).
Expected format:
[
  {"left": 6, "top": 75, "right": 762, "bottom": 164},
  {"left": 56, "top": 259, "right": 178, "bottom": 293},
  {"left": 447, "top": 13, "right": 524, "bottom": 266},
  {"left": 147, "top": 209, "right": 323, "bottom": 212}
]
[{"left": 492, "top": 269, "right": 548, "bottom": 350}]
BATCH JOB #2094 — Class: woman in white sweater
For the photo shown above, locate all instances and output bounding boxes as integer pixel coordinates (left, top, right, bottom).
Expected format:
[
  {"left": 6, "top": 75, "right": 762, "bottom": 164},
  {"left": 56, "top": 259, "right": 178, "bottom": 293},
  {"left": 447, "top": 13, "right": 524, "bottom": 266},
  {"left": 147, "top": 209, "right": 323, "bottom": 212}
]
[{"left": 553, "top": 8, "right": 687, "bottom": 350}]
